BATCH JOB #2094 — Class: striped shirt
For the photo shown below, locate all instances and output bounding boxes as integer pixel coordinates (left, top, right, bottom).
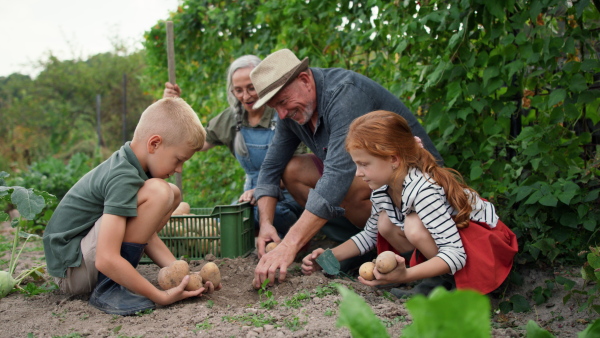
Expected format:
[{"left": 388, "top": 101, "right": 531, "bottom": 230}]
[{"left": 350, "top": 167, "right": 499, "bottom": 274}]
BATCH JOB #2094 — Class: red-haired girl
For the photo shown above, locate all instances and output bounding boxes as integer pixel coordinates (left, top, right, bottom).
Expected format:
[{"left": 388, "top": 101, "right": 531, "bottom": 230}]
[{"left": 301, "top": 110, "right": 518, "bottom": 296}]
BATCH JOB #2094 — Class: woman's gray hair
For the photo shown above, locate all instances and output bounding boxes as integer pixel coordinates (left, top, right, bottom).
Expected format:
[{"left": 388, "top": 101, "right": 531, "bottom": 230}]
[
  {"left": 229, "top": 55, "right": 261, "bottom": 158},
  {"left": 226, "top": 55, "right": 262, "bottom": 110}
]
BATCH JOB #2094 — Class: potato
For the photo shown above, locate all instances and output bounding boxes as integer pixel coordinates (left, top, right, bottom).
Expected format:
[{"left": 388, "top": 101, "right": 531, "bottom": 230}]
[
  {"left": 375, "top": 251, "right": 398, "bottom": 274},
  {"left": 265, "top": 242, "right": 277, "bottom": 253},
  {"left": 185, "top": 272, "right": 203, "bottom": 291},
  {"left": 199, "top": 225, "right": 220, "bottom": 254},
  {"left": 184, "top": 232, "right": 200, "bottom": 248},
  {"left": 172, "top": 201, "right": 191, "bottom": 215},
  {"left": 359, "top": 262, "right": 376, "bottom": 281},
  {"left": 158, "top": 260, "right": 190, "bottom": 290},
  {"left": 199, "top": 262, "right": 221, "bottom": 288}
]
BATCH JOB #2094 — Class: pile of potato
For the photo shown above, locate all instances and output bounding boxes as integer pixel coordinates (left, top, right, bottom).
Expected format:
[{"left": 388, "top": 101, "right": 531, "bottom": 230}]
[
  {"left": 164, "top": 202, "right": 221, "bottom": 255},
  {"left": 157, "top": 259, "right": 221, "bottom": 291},
  {"left": 359, "top": 251, "right": 398, "bottom": 281}
]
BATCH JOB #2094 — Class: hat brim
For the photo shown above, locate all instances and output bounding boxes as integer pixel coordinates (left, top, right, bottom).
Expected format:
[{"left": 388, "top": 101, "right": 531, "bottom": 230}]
[{"left": 253, "top": 57, "right": 309, "bottom": 110}]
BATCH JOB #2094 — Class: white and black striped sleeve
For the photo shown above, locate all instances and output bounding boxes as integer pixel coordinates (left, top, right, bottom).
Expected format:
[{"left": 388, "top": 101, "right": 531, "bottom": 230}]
[{"left": 412, "top": 182, "right": 466, "bottom": 274}]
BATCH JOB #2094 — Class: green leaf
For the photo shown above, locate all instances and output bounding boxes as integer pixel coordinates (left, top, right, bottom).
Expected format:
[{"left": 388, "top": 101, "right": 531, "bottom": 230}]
[
  {"left": 579, "top": 318, "right": 600, "bottom": 338},
  {"left": 510, "top": 294, "right": 530, "bottom": 313},
  {"left": 525, "top": 190, "right": 543, "bottom": 205},
  {"left": 336, "top": 286, "right": 389, "bottom": 338},
  {"left": 470, "top": 99, "right": 487, "bottom": 113},
  {"left": 425, "top": 60, "right": 449, "bottom": 89},
  {"left": 446, "top": 81, "right": 462, "bottom": 108},
  {"left": 555, "top": 275, "right": 576, "bottom": 290},
  {"left": 471, "top": 164, "right": 483, "bottom": 181},
  {"left": 10, "top": 187, "right": 45, "bottom": 220},
  {"left": 526, "top": 320, "right": 555, "bottom": 338},
  {"left": 403, "top": 288, "right": 491, "bottom": 338},
  {"left": 539, "top": 195, "right": 558, "bottom": 207},
  {"left": 485, "top": 1, "right": 504, "bottom": 19},
  {"left": 548, "top": 89, "right": 566, "bottom": 108},
  {"left": 584, "top": 189, "right": 599, "bottom": 203},
  {"left": 499, "top": 301, "right": 512, "bottom": 313},
  {"left": 515, "top": 186, "right": 534, "bottom": 202},
  {"left": 483, "top": 66, "right": 499, "bottom": 87},
  {"left": 568, "top": 73, "right": 588, "bottom": 93},
  {"left": 557, "top": 181, "right": 580, "bottom": 205},
  {"left": 583, "top": 220, "right": 597, "bottom": 232}
]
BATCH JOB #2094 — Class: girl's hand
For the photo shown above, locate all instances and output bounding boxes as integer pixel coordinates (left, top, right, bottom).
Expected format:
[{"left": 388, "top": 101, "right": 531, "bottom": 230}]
[
  {"left": 301, "top": 248, "right": 325, "bottom": 275},
  {"left": 238, "top": 189, "right": 256, "bottom": 205},
  {"left": 358, "top": 254, "right": 408, "bottom": 286}
]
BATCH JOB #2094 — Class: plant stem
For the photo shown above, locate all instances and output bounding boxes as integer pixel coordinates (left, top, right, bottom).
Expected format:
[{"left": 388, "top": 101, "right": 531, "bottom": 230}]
[{"left": 8, "top": 224, "right": 21, "bottom": 275}]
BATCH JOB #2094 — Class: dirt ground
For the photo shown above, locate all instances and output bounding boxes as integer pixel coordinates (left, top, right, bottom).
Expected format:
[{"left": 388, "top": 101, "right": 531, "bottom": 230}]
[{"left": 0, "top": 220, "right": 596, "bottom": 338}]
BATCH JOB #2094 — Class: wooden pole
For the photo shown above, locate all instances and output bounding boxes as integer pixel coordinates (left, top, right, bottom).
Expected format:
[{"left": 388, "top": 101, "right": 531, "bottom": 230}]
[
  {"left": 122, "top": 73, "right": 128, "bottom": 143},
  {"left": 96, "top": 94, "right": 104, "bottom": 147},
  {"left": 166, "top": 21, "right": 183, "bottom": 196}
]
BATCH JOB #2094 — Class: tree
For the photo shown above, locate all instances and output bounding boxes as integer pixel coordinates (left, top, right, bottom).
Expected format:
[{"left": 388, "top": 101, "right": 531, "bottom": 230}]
[{"left": 143, "top": 0, "right": 600, "bottom": 263}]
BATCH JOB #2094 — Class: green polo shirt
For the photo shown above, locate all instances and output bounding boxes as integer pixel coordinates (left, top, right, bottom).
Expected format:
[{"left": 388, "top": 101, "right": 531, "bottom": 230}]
[{"left": 43, "top": 142, "right": 148, "bottom": 277}]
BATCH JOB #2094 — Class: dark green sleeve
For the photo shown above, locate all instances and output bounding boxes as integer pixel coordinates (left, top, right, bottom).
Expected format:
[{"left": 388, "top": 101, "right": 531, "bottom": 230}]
[{"left": 205, "top": 108, "right": 237, "bottom": 154}]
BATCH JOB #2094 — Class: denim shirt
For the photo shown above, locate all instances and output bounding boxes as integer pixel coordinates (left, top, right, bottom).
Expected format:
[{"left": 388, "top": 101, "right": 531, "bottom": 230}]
[{"left": 254, "top": 67, "right": 443, "bottom": 220}]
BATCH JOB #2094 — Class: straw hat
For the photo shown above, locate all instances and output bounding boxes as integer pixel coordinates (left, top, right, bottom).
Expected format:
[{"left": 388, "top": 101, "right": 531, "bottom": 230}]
[{"left": 250, "top": 49, "right": 309, "bottom": 109}]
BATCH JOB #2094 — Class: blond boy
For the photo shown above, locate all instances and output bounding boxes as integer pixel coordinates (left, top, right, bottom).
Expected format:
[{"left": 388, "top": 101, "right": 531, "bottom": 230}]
[{"left": 43, "top": 98, "right": 217, "bottom": 315}]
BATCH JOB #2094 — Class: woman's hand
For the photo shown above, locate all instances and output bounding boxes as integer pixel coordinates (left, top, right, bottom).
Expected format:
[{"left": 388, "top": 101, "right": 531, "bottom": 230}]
[
  {"left": 238, "top": 189, "right": 256, "bottom": 205},
  {"left": 358, "top": 254, "right": 408, "bottom": 286},
  {"left": 301, "top": 248, "right": 325, "bottom": 275},
  {"left": 163, "top": 82, "right": 181, "bottom": 98}
]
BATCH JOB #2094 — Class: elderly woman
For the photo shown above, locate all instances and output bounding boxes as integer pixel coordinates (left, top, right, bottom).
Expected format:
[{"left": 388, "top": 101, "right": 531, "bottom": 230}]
[{"left": 164, "top": 55, "right": 303, "bottom": 236}]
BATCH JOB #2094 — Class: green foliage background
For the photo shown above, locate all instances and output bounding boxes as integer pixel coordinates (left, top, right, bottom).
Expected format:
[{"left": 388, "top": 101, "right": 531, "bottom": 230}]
[
  {"left": 0, "top": 50, "right": 154, "bottom": 170},
  {"left": 143, "top": 0, "right": 600, "bottom": 264}
]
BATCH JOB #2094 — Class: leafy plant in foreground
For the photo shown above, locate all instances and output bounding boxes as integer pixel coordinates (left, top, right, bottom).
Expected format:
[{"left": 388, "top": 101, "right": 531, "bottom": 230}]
[
  {"left": 0, "top": 171, "right": 51, "bottom": 298},
  {"left": 336, "top": 285, "right": 600, "bottom": 338}
]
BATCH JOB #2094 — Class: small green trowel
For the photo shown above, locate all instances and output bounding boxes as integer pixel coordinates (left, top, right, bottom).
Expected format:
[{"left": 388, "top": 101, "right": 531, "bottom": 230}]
[{"left": 315, "top": 249, "right": 340, "bottom": 276}]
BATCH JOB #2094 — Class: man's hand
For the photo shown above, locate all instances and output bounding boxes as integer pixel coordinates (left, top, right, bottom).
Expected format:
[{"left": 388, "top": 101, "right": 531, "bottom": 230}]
[
  {"left": 163, "top": 82, "right": 181, "bottom": 98},
  {"left": 238, "top": 189, "right": 257, "bottom": 205},
  {"left": 358, "top": 254, "right": 408, "bottom": 286},
  {"left": 253, "top": 240, "right": 296, "bottom": 289},
  {"left": 301, "top": 248, "right": 325, "bottom": 275},
  {"left": 256, "top": 223, "right": 281, "bottom": 258}
]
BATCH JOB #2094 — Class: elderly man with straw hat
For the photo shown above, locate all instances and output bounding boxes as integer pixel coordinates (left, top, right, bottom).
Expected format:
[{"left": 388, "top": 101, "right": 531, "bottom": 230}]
[{"left": 249, "top": 49, "right": 442, "bottom": 289}]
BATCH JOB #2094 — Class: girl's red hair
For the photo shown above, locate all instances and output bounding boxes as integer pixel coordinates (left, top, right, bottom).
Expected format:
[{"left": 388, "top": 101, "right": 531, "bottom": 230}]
[{"left": 345, "top": 110, "right": 477, "bottom": 228}]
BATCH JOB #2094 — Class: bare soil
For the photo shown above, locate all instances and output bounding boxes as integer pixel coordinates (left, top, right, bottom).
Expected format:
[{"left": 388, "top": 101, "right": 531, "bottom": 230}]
[{"left": 0, "top": 220, "right": 596, "bottom": 338}]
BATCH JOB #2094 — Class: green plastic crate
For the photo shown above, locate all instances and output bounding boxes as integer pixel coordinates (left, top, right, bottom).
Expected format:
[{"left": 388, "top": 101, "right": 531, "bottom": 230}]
[{"left": 140, "top": 202, "right": 254, "bottom": 263}]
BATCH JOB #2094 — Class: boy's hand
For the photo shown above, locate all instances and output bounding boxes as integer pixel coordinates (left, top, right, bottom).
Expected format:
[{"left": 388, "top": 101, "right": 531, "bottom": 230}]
[
  {"left": 163, "top": 82, "right": 181, "bottom": 98},
  {"left": 159, "top": 275, "right": 204, "bottom": 305},
  {"left": 301, "top": 248, "right": 325, "bottom": 275},
  {"left": 202, "top": 281, "right": 223, "bottom": 293}
]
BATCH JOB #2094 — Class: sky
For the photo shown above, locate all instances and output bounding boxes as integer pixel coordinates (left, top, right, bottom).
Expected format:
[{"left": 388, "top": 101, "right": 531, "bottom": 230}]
[{"left": 0, "top": 0, "right": 180, "bottom": 78}]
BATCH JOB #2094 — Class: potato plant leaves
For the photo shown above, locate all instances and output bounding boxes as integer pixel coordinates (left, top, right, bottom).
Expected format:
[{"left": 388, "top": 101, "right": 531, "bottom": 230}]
[
  {"left": 336, "top": 285, "right": 389, "bottom": 338},
  {"left": 402, "top": 287, "right": 491, "bottom": 338}
]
